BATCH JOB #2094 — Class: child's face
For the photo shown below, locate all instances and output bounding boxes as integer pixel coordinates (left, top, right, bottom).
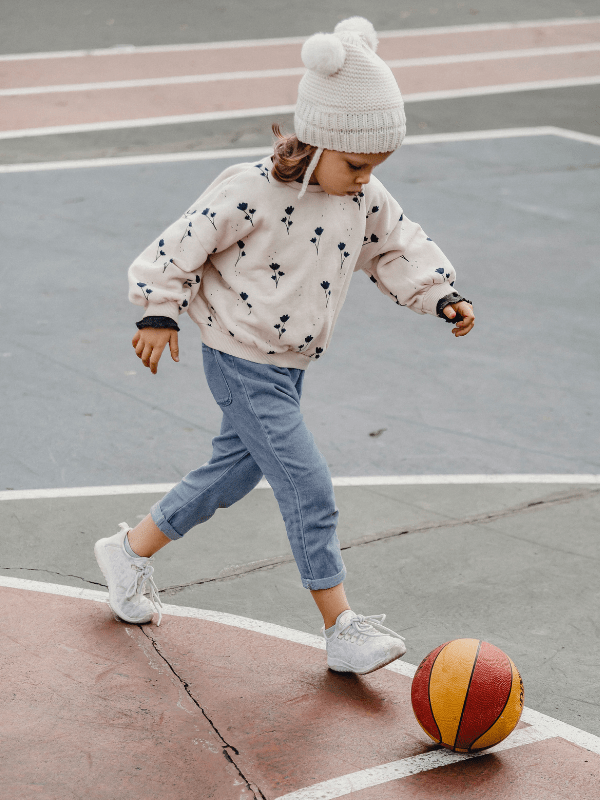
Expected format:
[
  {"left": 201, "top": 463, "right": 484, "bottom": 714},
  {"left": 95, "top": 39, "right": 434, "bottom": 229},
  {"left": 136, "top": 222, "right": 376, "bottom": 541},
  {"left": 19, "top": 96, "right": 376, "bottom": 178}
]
[{"left": 310, "top": 150, "right": 394, "bottom": 196}]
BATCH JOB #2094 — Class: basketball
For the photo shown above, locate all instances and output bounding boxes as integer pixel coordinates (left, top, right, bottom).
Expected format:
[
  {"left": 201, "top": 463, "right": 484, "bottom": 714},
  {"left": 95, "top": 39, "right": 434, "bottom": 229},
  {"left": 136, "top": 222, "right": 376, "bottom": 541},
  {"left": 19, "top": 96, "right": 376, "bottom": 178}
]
[{"left": 411, "top": 638, "right": 524, "bottom": 753}]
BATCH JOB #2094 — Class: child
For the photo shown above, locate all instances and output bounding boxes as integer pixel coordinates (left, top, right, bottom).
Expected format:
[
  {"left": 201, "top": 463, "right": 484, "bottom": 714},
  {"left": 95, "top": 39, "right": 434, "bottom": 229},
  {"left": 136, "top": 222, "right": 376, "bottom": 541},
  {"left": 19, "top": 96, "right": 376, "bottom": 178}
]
[{"left": 94, "top": 16, "right": 474, "bottom": 675}]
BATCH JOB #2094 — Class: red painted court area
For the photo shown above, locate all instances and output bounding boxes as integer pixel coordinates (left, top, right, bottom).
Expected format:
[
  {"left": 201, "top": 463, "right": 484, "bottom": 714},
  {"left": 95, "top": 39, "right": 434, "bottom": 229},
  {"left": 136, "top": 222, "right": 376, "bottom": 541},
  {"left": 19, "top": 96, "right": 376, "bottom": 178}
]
[
  {"left": 2, "top": 582, "right": 598, "bottom": 800},
  {"left": 1, "top": 20, "right": 599, "bottom": 134}
]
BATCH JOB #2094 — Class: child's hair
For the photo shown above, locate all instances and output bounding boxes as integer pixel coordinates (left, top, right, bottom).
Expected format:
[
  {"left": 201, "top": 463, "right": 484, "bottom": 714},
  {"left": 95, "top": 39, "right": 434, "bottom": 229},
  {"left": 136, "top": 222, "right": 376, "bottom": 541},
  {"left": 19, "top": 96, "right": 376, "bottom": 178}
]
[{"left": 271, "top": 123, "right": 318, "bottom": 184}]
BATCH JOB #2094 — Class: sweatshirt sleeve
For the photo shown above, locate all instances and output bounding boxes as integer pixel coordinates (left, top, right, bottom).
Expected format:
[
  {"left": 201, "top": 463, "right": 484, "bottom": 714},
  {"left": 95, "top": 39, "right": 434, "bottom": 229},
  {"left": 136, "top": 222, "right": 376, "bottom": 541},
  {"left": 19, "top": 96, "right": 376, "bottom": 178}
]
[
  {"left": 356, "top": 184, "right": 458, "bottom": 316},
  {"left": 128, "top": 166, "right": 259, "bottom": 322}
]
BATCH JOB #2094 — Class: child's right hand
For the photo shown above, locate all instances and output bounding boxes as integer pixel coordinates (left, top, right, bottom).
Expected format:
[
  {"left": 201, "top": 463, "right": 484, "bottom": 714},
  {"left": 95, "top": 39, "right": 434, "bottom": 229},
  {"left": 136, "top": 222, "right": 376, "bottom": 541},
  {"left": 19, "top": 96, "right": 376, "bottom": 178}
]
[{"left": 132, "top": 328, "right": 179, "bottom": 374}]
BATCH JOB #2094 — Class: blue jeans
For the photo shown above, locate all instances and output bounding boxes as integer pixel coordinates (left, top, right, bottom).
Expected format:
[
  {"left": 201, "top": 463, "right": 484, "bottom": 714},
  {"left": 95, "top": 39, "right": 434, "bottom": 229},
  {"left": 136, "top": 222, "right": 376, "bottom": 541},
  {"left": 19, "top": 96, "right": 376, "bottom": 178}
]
[{"left": 151, "top": 344, "right": 346, "bottom": 590}]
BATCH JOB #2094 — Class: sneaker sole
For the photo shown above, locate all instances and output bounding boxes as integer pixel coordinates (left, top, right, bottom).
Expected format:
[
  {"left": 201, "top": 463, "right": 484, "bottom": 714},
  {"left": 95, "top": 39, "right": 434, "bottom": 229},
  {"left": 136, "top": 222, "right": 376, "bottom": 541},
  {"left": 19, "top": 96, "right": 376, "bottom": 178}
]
[
  {"left": 328, "top": 646, "right": 407, "bottom": 675},
  {"left": 94, "top": 540, "right": 154, "bottom": 625}
]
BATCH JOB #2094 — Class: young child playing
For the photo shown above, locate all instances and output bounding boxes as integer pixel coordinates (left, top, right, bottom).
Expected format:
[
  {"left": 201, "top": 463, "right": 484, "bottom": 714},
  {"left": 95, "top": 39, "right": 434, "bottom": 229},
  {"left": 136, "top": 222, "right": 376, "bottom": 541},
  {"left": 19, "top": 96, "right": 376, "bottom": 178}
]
[{"left": 94, "top": 16, "right": 474, "bottom": 675}]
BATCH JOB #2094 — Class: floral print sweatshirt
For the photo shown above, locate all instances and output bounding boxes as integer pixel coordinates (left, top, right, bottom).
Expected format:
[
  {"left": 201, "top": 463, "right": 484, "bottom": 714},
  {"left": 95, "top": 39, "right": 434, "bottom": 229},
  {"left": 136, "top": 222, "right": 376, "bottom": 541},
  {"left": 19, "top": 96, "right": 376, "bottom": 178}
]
[{"left": 129, "top": 156, "right": 460, "bottom": 369}]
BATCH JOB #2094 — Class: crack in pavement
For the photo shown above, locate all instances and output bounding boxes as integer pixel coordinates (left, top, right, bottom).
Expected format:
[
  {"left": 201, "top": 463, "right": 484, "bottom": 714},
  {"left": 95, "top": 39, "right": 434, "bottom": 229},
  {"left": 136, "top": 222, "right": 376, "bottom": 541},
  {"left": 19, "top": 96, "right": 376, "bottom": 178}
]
[
  {"left": 159, "top": 485, "right": 600, "bottom": 595},
  {"left": 138, "top": 625, "right": 267, "bottom": 800},
  {"left": 3, "top": 486, "right": 598, "bottom": 595},
  {"left": 0, "top": 564, "right": 107, "bottom": 587}
]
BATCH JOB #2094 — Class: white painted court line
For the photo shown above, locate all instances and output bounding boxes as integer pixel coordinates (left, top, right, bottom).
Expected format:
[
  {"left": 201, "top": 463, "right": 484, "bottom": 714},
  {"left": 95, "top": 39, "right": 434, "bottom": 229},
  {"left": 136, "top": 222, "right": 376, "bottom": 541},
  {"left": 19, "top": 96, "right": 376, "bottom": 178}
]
[
  {"left": 0, "top": 146, "right": 275, "bottom": 174},
  {"left": 271, "top": 727, "right": 555, "bottom": 800},
  {"left": 1, "top": 16, "right": 598, "bottom": 60},
  {"left": 2, "top": 572, "right": 600, "bottom": 785},
  {"left": 2, "top": 473, "right": 600, "bottom": 501},
  {"left": 4, "top": 43, "right": 599, "bottom": 97},
  {"left": 1, "top": 125, "right": 599, "bottom": 174},
  {"left": 2, "top": 75, "right": 600, "bottom": 140},
  {"left": 0, "top": 105, "right": 296, "bottom": 140}
]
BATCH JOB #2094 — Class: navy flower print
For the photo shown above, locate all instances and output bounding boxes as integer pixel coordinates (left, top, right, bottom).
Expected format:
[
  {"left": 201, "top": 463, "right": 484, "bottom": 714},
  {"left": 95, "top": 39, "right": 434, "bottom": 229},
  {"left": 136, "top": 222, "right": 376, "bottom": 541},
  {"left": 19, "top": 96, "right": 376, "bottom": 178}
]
[
  {"left": 137, "top": 282, "right": 153, "bottom": 300},
  {"left": 310, "top": 227, "right": 324, "bottom": 254},
  {"left": 297, "top": 335, "right": 313, "bottom": 351},
  {"left": 154, "top": 238, "right": 166, "bottom": 262},
  {"left": 366, "top": 205, "right": 379, "bottom": 220},
  {"left": 311, "top": 347, "right": 324, "bottom": 360},
  {"left": 274, "top": 314, "right": 290, "bottom": 339},
  {"left": 369, "top": 275, "right": 377, "bottom": 284},
  {"left": 281, "top": 206, "right": 294, "bottom": 234},
  {"left": 180, "top": 221, "right": 193, "bottom": 243},
  {"left": 240, "top": 291, "right": 252, "bottom": 315},
  {"left": 162, "top": 258, "right": 175, "bottom": 273},
  {"left": 269, "top": 262, "right": 285, "bottom": 288},
  {"left": 362, "top": 233, "right": 379, "bottom": 247},
  {"left": 237, "top": 202, "right": 256, "bottom": 226},
  {"left": 201, "top": 207, "right": 217, "bottom": 229},
  {"left": 352, "top": 191, "right": 364, "bottom": 210},
  {"left": 235, "top": 240, "right": 246, "bottom": 267},
  {"left": 183, "top": 275, "right": 201, "bottom": 289},
  {"left": 338, "top": 242, "right": 350, "bottom": 270},
  {"left": 183, "top": 208, "right": 197, "bottom": 220},
  {"left": 321, "top": 280, "right": 331, "bottom": 307},
  {"left": 255, "top": 163, "right": 270, "bottom": 182}
]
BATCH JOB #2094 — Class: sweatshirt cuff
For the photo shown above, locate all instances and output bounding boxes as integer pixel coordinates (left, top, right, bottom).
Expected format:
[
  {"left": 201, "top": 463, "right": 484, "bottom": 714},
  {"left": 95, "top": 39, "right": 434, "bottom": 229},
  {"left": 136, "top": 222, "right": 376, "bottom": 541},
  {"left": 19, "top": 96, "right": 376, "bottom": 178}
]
[
  {"left": 436, "top": 291, "right": 471, "bottom": 321},
  {"left": 142, "top": 300, "right": 180, "bottom": 322},
  {"left": 421, "top": 282, "right": 461, "bottom": 316},
  {"left": 136, "top": 316, "right": 180, "bottom": 331}
]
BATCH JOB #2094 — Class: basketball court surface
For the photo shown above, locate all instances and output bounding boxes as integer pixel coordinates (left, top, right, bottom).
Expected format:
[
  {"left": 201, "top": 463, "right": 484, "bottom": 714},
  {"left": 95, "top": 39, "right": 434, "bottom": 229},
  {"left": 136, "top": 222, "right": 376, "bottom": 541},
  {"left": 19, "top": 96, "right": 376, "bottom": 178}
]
[{"left": 1, "top": 2, "right": 599, "bottom": 797}]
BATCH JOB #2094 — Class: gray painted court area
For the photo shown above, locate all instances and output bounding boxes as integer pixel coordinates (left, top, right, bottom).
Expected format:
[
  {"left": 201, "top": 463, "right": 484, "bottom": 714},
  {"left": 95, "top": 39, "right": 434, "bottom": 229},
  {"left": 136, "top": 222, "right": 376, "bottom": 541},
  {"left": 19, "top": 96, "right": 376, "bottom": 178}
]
[
  {"left": 2, "top": 132, "right": 599, "bottom": 738},
  {"left": 1, "top": 134, "right": 598, "bottom": 490}
]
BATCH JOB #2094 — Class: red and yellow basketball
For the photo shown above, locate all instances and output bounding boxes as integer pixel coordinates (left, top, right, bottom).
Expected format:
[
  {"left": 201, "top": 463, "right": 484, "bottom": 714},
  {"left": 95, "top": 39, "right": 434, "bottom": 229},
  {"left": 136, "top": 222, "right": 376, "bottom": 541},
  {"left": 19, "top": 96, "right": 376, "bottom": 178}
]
[{"left": 411, "top": 638, "right": 524, "bottom": 753}]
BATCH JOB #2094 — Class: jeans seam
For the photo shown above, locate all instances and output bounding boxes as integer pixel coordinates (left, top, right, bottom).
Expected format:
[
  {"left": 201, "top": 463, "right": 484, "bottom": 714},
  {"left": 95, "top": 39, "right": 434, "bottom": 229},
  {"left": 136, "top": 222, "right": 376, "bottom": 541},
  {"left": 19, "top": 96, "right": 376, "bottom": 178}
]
[
  {"left": 232, "top": 357, "right": 314, "bottom": 582},
  {"left": 212, "top": 348, "right": 232, "bottom": 406}
]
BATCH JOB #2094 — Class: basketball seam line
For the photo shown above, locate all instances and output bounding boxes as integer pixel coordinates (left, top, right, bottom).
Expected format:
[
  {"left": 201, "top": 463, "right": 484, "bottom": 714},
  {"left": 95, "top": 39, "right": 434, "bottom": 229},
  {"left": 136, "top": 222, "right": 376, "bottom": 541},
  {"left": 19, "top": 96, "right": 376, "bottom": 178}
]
[
  {"left": 467, "top": 660, "right": 518, "bottom": 752},
  {"left": 427, "top": 644, "right": 445, "bottom": 743},
  {"left": 453, "top": 640, "right": 482, "bottom": 751}
]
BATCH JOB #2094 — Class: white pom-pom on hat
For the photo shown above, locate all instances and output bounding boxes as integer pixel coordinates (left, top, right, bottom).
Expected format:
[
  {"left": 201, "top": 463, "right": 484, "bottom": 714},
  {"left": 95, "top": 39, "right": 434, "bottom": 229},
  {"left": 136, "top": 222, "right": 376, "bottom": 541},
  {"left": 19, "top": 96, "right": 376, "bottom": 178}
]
[
  {"left": 334, "top": 16, "right": 378, "bottom": 52},
  {"left": 301, "top": 32, "right": 346, "bottom": 76}
]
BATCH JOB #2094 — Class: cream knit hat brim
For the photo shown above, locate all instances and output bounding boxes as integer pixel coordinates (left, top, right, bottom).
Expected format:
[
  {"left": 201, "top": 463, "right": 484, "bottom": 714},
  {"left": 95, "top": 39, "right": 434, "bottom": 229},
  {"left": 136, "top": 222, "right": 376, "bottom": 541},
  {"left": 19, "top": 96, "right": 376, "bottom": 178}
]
[{"left": 294, "top": 17, "right": 406, "bottom": 155}]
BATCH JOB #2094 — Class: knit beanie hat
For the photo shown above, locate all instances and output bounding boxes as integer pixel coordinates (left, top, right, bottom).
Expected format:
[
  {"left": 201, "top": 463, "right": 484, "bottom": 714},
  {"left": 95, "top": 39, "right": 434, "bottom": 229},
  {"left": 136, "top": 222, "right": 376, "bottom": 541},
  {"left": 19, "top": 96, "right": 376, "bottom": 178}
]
[{"left": 294, "top": 16, "right": 406, "bottom": 198}]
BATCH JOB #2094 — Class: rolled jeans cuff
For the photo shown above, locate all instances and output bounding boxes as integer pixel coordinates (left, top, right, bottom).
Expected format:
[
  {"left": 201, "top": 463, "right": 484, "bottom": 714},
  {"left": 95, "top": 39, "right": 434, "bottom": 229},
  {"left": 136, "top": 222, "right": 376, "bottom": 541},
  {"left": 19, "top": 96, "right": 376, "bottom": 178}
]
[
  {"left": 302, "top": 566, "right": 347, "bottom": 591},
  {"left": 150, "top": 501, "right": 184, "bottom": 540}
]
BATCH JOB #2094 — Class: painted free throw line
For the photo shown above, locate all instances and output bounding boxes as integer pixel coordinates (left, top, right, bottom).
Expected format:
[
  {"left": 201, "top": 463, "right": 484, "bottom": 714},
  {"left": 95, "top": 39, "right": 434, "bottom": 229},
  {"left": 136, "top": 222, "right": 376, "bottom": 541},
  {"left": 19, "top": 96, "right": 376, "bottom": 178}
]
[
  {"left": 1, "top": 573, "right": 599, "bottom": 800},
  {"left": 0, "top": 125, "right": 598, "bottom": 174},
  {"left": 0, "top": 124, "right": 595, "bottom": 175},
  {"left": 2, "top": 473, "right": 600, "bottom": 502}
]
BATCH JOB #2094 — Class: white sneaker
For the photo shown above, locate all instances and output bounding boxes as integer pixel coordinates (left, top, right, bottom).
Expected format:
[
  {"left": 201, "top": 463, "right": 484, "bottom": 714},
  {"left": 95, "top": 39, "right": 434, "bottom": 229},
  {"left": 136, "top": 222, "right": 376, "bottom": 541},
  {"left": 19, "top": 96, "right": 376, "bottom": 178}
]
[
  {"left": 324, "top": 610, "right": 406, "bottom": 675},
  {"left": 94, "top": 522, "right": 163, "bottom": 625}
]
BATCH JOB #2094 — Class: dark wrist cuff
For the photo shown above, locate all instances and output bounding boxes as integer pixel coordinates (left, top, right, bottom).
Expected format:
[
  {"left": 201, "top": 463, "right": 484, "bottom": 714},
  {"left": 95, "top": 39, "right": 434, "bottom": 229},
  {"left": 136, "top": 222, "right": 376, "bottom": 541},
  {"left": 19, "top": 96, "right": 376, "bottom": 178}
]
[
  {"left": 437, "top": 292, "right": 471, "bottom": 322},
  {"left": 136, "top": 316, "right": 180, "bottom": 331}
]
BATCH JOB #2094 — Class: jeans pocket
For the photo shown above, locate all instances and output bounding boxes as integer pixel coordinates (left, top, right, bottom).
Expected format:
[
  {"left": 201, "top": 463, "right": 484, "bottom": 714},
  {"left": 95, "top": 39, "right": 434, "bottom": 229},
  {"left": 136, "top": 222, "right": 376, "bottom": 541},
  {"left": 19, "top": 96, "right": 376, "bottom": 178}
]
[{"left": 205, "top": 347, "right": 233, "bottom": 406}]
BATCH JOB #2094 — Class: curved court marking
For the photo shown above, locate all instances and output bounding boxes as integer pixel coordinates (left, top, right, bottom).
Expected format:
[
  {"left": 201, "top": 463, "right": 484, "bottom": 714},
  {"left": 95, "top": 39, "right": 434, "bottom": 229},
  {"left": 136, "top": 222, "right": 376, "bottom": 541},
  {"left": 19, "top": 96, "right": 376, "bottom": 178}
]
[
  {"left": 2, "top": 473, "right": 600, "bottom": 502},
  {"left": 1, "top": 16, "right": 599, "bottom": 61},
  {"left": 1, "top": 573, "right": 600, "bottom": 797},
  {"left": 4, "top": 43, "right": 599, "bottom": 97},
  {"left": 272, "top": 727, "right": 554, "bottom": 800},
  {"left": 1, "top": 125, "right": 598, "bottom": 173}
]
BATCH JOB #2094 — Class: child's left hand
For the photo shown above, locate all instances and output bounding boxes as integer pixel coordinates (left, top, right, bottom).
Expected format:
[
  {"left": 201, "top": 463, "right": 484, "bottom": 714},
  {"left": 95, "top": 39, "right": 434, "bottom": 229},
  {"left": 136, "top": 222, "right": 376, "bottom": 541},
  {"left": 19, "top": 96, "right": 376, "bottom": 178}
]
[{"left": 443, "top": 301, "right": 475, "bottom": 337}]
